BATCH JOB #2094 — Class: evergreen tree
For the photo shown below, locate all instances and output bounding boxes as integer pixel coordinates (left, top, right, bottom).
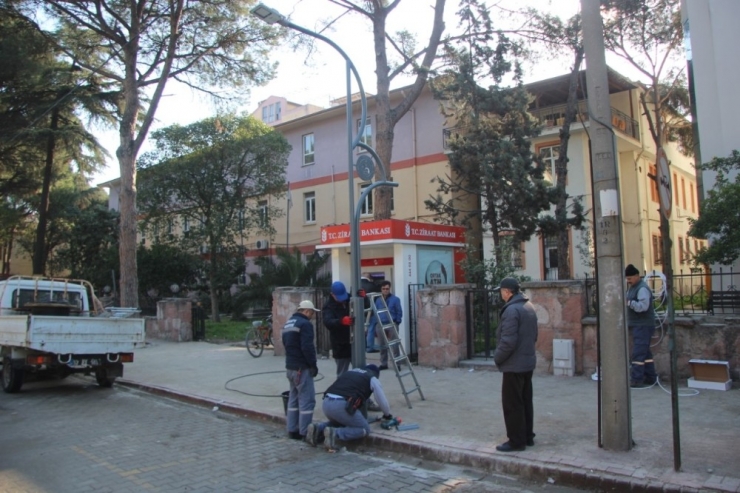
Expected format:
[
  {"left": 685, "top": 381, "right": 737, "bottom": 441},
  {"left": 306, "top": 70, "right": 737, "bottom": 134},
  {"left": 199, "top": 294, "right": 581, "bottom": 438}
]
[
  {"left": 426, "top": 0, "right": 553, "bottom": 286},
  {"left": 31, "top": 0, "right": 281, "bottom": 306}
]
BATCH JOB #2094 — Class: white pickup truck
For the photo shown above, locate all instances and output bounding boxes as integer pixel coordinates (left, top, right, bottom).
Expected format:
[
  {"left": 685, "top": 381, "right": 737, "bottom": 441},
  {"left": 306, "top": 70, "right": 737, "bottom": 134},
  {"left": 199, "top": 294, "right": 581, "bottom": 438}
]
[{"left": 0, "top": 276, "right": 145, "bottom": 393}]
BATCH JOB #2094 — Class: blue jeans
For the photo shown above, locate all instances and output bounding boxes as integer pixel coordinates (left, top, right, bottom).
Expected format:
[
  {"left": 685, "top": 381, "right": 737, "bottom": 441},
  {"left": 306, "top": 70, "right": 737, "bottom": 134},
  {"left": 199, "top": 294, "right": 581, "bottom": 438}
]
[
  {"left": 630, "top": 325, "right": 657, "bottom": 384},
  {"left": 286, "top": 369, "right": 315, "bottom": 436},
  {"left": 366, "top": 323, "right": 378, "bottom": 351},
  {"left": 315, "top": 397, "right": 372, "bottom": 442}
]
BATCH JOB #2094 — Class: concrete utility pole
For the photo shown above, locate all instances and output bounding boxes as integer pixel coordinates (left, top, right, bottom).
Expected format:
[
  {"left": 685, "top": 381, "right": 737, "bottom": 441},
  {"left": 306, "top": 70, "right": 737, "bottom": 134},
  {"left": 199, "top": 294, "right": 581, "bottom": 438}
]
[{"left": 581, "top": 0, "right": 632, "bottom": 451}]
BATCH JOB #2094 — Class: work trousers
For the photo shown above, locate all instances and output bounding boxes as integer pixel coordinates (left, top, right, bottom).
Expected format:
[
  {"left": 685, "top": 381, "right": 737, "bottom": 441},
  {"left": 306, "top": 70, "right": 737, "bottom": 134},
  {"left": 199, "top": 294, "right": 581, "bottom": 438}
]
[
  {"left": 286, "top": 369, "right": 315, "bottom": 437},
  {"left": 630, "top": 324, "right": 657, "bottom": 384},
  {"left": 316, "top": 397, "right": 372, "bottom": 442},
  {"left": 501, "top": 370, "right": 534, "bottom": 448}
]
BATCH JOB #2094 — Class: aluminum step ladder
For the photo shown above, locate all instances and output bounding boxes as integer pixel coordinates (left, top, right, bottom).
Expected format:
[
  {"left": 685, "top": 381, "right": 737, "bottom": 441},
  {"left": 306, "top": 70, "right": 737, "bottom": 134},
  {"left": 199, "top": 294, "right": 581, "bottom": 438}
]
[{"left": 367, "top": 292, "right": 425, "bottom": 408}]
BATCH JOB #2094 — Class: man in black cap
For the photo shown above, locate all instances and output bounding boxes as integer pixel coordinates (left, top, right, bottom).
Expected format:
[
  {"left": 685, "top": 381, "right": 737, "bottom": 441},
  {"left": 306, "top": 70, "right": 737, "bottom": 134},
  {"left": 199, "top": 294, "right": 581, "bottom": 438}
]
[
  {"left": 492, "top": 277, "right": 538, "bottom": 452},
  {"left": 625, "top": 264, "right": 657, "bottom": 388},
  {"left": 305, "top": 364, "right": 393, "bottom": 451}
]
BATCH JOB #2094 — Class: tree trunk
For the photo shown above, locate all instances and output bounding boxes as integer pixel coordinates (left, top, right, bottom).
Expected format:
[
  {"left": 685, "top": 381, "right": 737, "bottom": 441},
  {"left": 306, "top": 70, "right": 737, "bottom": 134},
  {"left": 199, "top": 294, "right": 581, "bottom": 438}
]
[
  {"left": 370, "top": 0, "right": 446, "bottom": 220},
  {"left": 117, "top": 46, "right": 140, "bottom": 308},
  {"left": 209, "top": 250, "right": 220, "bottom": 322},
  {"left": 372, "top": 6, "right": 394, "bottom": 220},
  {"left": 33, "top": 107, "right": 60, "bottom": 275},
  {"left": 556, "top": 47, "right": 584, "bottom": 280}
]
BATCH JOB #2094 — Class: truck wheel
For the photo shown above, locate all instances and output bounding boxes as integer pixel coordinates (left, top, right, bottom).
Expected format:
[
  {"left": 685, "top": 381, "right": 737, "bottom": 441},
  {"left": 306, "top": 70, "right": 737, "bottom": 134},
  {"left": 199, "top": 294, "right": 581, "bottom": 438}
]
[
  {"left": 2, "top": 357, "right": 24, "bottom": 393},
  {"left": 95, "top": 367, "right": 117, "bottom": 388}
]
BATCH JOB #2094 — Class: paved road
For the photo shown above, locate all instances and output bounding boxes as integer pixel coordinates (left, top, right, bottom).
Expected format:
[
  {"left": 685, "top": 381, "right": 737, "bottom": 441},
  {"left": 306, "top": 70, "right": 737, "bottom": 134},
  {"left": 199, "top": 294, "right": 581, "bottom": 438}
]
[{"left": 0, "top": 377, "right": 594, "bottom": 493}]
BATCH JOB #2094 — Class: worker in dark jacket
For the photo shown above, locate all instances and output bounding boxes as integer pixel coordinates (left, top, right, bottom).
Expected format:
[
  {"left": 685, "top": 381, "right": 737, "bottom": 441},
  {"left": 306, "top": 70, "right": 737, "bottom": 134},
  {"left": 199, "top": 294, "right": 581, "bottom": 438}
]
[
  {"left": 305, "top": 364, "right": 392, "bottom": 450},
  {"left": 492, "top": 277, "right": 538, "bottom": 452},
  {"left": 283, "top": 300, "right": 320, "bottom": 441},
  {"left": 322, "top": 281, "right": 353, "bottom": 376},
  {"left": 625, "top": 263, "right": 658, "bottom": 388}
]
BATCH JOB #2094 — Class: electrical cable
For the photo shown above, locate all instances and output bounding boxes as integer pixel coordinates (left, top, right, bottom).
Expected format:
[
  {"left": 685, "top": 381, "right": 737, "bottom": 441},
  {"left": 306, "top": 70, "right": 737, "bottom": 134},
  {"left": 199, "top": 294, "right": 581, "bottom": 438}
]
[
  {"left": 224, "top": 370, "right": 326, "bottom": 398},
  {"left": 630, "top": 376, "right": 700, "bottom": 397}
]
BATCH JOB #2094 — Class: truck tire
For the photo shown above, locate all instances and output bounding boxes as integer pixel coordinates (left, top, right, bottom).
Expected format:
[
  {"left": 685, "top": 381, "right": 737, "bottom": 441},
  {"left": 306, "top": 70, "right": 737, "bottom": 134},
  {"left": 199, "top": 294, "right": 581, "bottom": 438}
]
[
  {"left": 2, "top": 357, "right": 24, "bottom": 393},
  {"left": 95, "top": 367, "right": 117, "bottom": 388}
]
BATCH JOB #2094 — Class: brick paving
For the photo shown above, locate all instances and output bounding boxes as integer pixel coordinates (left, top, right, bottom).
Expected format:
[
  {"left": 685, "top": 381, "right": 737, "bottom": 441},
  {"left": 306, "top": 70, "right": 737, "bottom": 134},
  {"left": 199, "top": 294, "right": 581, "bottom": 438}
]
[
  {"left": 5, "top": 339, "right": 739, "bottom": 492},
  {"left": 123, "top": 340, "right": 740, "bottom": 493},
  {"left": 0, "top": 378, "right": 584, "bottom": 493}
]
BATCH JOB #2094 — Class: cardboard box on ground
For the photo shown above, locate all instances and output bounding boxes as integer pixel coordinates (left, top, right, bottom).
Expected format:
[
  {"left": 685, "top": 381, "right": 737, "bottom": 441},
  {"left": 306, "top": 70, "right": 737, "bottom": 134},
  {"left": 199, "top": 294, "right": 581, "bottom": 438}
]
[{"left": 687, "top": 359, "right": 732, "bottom": 391}]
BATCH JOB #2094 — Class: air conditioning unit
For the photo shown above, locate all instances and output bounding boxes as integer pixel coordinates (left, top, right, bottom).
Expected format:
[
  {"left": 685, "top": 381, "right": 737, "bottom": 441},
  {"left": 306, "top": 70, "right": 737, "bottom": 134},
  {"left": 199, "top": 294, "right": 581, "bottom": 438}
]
[{"left": 255, "top": 239, "right": 269, "bottom": 250}]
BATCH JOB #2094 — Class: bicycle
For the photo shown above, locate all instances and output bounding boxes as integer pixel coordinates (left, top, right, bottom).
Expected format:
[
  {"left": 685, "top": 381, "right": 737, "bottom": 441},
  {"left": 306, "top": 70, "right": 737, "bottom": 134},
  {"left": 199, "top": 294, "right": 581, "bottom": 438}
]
[{"left": 245, "top": 315, "right": 273, "bottom": 358}]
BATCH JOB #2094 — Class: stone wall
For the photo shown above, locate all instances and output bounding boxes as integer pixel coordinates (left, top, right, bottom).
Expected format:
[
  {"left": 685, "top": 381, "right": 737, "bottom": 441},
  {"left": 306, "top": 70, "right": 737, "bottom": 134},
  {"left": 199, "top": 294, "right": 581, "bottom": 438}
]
[
  {"left": 146, "top": 283, "right": 738, "bottom": 381},
  {"left": 413, "top": 280, "right": 739, "bottom": 381}
]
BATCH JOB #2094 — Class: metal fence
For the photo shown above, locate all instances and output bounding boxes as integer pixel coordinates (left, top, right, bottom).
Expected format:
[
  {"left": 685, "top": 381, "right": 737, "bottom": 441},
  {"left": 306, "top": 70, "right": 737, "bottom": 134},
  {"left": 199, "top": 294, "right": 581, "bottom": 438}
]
[
  {"left": 584, "top": 267, "right": 739, "bottom": 316},
  {"left": 464, "top": 288, "right": 502, "bottom": 360},
  {"left": 407, "top": 284, "right": 424, "bottom": 363}
]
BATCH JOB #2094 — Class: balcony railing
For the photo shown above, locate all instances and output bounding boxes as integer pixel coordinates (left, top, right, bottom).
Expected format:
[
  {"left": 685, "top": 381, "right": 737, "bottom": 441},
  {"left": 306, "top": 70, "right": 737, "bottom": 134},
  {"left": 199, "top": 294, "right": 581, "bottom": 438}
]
[
  {"left": 443, "top": 102, "right": 640, "bottom": 150},
  {"left": 530, "top": 101, "right": 640, "bottom": 140}
]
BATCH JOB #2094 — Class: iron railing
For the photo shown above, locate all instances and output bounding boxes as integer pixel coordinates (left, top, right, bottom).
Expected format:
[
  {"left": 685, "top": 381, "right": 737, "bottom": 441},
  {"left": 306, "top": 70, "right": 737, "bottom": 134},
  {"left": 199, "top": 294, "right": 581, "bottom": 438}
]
[
  {"left": 465, "top": 288, "right": 502, "bottom": 360},
  {"left": 584, "top": 267, "right": 739, "bottom": 316}
]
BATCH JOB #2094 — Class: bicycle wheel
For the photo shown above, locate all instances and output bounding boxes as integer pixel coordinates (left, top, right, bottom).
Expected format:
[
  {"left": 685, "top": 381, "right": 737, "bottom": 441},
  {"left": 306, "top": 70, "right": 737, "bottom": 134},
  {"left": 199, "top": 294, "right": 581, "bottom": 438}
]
[{"left": 245, "top": 328, "right": 264, "bottom": 357}]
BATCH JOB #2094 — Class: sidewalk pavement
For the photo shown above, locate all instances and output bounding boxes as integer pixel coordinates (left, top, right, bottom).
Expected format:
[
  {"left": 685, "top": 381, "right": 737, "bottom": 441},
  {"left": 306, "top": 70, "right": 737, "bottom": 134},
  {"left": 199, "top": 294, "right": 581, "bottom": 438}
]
[{"left": 119, "top": 340, "right": 740, "bottom": 492}]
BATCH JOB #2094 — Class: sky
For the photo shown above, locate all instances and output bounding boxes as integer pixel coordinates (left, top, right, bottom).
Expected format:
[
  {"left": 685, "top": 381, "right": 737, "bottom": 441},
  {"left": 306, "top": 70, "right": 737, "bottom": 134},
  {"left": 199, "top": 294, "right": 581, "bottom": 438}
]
[{"left": 91, "top": 0, "right": 626, "bottom": 185}]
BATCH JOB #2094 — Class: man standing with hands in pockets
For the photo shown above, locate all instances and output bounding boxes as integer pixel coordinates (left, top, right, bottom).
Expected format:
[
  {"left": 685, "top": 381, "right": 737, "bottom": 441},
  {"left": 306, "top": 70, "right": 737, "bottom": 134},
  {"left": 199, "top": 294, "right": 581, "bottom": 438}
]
[{"left": 493, "top": 277, "right": 538, "bottom": 452}]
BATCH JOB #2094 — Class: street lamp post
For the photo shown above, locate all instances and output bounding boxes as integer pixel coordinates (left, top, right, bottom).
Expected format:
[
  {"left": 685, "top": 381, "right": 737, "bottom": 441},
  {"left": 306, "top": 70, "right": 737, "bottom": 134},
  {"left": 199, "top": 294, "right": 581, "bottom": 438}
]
[{"left": 251, "top": 4, "right": 397, "bottom": 371}]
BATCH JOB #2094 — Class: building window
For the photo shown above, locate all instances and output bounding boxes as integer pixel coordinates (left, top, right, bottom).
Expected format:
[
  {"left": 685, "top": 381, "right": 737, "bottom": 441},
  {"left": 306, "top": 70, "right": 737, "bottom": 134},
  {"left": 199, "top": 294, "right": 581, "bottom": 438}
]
[
  {"left": 258, "top": 200, "right": 268, "bottom": 228},
  {"left": 358, "top": 117, "right": 372, "bottom": 149},
  {"left": 681, "top": 177, "right": 686, "bottom": 209},
  {"left": 673, "top": 172, "right": 679, "bottom": 206},
  {"left": 538, "top": 144, "right": 558, "bottom": 181},
  {"left": 690, "top": 182, "right": 695, "bottom": 213},
  {"left": 678, "top": 236, "right": 685, "bottom": 265},
  {"left": 182, "top": 216, "right": 190, "bottom": 233},
  {"left": 501, "top": 233, "right": 525, "bottom": 270},
  {"left": 360, "top": 183, "right": 373, "bottom": 216},
  {"left": 652, "top": 234, "right": 663, "bottom": 265},
  {"left": 649, "top": 164, "right": 659, "bottom": 203},
  {"left": 262, "top": 102, "right": 281, "bottom": 123},
  {"left": 303, "top": 133, "right": 315, "bottom": 166},
  {"left": 237, "top": 209, "right": 245, "bottom": 231},
  {"left": 304, "top": 192, "right": 316, "bottom": 223},
  {"left": 543, "top": 234, "right": 558, "bottom": 280}
]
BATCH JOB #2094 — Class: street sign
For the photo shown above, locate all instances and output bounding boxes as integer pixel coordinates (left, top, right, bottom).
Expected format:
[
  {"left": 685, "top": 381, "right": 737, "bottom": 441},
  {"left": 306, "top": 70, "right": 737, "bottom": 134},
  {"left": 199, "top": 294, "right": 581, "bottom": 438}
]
[{"left": 656, "top": 147, "right": 672, "bottom": 219}]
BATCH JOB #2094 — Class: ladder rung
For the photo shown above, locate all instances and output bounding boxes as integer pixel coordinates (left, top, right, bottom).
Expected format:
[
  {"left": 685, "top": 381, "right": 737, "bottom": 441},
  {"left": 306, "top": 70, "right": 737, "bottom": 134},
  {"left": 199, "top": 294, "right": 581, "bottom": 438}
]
[{"left": 403, "top": 386, "right": 420, "bottom": 394}]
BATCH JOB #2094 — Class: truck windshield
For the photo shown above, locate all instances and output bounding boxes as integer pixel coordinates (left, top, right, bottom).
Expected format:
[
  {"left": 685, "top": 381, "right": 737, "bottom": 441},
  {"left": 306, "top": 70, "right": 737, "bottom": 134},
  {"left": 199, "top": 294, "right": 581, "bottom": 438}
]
[{"left": 11, "top": 289, "right": 84, "bottom": 311}]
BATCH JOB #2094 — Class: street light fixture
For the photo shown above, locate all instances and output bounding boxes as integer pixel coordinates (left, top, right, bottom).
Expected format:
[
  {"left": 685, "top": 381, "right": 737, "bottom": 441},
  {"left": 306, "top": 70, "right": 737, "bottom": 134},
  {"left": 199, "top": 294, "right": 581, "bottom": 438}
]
[{"left": 251, "top": 3, "right": 397, "bottom": 371}]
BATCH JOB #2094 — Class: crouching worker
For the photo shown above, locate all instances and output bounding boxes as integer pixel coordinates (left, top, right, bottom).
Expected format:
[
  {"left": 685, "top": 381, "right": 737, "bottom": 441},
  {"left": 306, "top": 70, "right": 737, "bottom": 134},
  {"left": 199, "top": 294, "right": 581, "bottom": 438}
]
[{"left": 305, "top": 364, "right": 392, "bottom": 450}]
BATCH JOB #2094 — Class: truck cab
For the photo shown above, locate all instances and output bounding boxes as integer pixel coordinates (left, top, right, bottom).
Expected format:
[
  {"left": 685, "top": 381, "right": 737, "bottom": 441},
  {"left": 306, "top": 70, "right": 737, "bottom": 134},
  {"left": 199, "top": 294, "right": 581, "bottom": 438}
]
[{"left": 0, "top": 277, "right": 92, "bottom": 316}]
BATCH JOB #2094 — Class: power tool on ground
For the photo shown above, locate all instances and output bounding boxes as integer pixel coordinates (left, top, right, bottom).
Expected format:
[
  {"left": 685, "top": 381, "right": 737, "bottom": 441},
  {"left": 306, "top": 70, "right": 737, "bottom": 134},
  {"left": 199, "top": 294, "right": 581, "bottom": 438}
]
[{"left": 380, "top": 416, "right": 401, "bottom": 430}]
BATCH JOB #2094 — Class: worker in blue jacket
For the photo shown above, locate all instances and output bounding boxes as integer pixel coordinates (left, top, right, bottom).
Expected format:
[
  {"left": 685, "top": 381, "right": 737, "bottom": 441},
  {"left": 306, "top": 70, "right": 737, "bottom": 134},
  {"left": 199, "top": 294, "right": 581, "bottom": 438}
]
[{"left": 368, "top": 281, "right": 403, "bottom": 370}]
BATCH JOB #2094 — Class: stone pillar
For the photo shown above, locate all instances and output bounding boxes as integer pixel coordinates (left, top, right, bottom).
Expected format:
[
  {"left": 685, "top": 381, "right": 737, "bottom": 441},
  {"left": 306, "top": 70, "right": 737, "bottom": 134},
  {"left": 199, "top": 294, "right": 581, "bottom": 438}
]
[
  {"left": 147, "top": 298, "right": 193, "bottom": 342},
  {"left": 272, "top": 287, "right": 322, "bottom": 357},
  {"left": 416, "top": 285, "right": 469, "bottom": 368}
]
